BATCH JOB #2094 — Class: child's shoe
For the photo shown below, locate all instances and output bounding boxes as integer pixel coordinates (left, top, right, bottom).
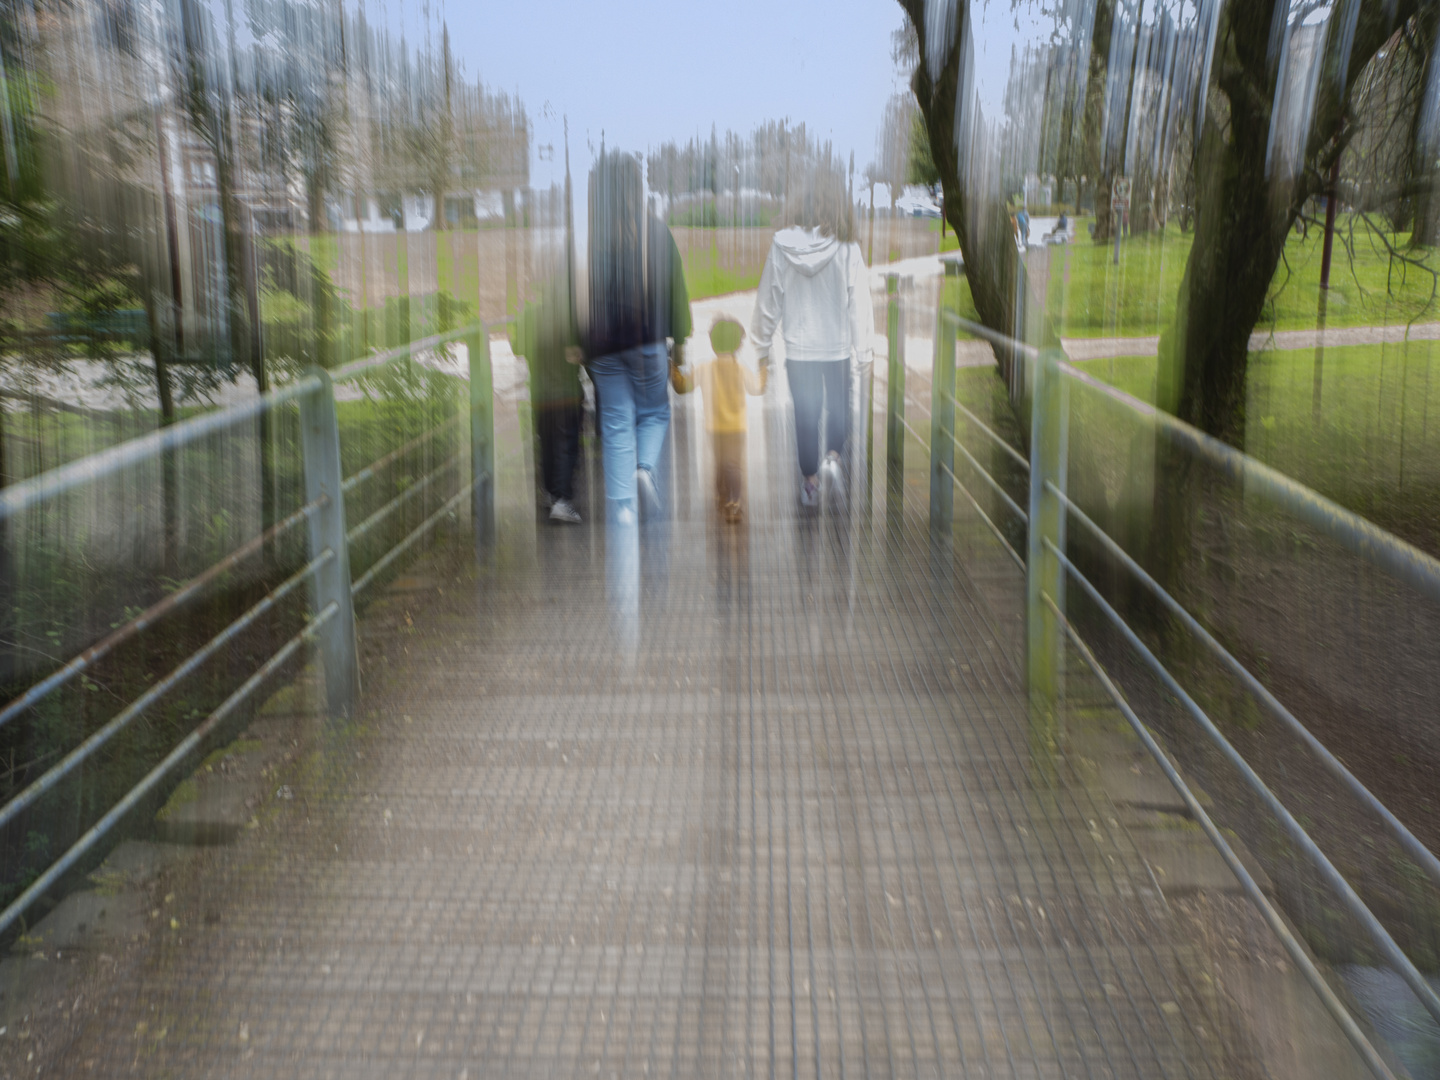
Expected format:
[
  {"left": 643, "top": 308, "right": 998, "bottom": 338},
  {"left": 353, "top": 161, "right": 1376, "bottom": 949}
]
[{"left": 799, "top": 477, "right": 819, "bottom": 509}]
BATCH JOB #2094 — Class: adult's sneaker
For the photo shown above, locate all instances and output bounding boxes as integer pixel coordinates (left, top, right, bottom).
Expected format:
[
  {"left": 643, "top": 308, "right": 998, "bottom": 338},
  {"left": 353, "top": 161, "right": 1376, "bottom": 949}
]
[
  {"left": 820, "top": 451, "right": 845, "bottom": 512},
  {"left": 549, "top": 498, "right": 582, "bottom": 524},
  {"left": 636, "top": 466, "right": 662, "bottom": 519},
  {"left": 799, "top": 477, "right": 819, "bottom": 509}
]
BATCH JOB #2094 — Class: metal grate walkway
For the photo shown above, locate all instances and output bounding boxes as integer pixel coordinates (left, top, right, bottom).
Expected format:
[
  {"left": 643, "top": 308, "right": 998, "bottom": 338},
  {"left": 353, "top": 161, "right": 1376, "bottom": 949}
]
[{"left": 32, "top": 389, "right": 1252, "bottom": 1079}]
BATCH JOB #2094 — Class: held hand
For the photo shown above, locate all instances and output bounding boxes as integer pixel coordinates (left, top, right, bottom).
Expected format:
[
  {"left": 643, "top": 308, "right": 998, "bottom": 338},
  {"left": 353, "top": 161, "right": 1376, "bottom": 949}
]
[{"left": 564, "top": 345, "right": 584, "bottom": 366}]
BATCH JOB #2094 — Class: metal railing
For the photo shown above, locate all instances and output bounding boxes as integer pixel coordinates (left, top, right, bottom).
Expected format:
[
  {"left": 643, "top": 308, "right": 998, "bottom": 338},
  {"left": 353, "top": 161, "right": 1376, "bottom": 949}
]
[
  {"left": 879, "top": 270, "right": 1440, "bottom": 1080},
  {"left": 0, "top": 321, "right": 503, "bottom": 939}
]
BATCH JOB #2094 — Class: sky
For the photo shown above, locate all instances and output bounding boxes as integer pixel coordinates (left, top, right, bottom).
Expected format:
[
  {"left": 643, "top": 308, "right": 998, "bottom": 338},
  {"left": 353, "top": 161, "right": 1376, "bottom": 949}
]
[{"left": 434, "top": 0, "right": 913, "bottom": 189}]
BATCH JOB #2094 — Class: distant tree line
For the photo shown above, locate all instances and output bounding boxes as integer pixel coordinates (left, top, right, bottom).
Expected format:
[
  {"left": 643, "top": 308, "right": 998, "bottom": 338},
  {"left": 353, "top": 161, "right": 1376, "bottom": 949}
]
[{"left": 2, "top": 0, "right": 529, "bottom": 433}]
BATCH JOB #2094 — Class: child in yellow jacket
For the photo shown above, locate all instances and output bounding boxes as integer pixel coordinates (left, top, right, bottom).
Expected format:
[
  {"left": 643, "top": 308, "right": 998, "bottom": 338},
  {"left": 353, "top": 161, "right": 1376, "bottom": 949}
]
[{"left": 671, "top": 317, "right": 767, "bottom": 523}]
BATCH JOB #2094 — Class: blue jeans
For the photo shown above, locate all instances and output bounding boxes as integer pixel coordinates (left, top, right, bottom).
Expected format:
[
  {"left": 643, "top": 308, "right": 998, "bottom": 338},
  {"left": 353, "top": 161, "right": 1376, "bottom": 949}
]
[
  {"left": 588, "top": 343, "right": 671, "bottom": 505},
  {"left": 787, "top": 359, "right": 848, "bottom": 477}
]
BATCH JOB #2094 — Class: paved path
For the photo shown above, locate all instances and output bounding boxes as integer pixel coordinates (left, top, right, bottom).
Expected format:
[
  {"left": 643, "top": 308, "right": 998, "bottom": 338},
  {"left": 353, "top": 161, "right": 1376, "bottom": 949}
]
[{"left": 28, "top": 373, "right": 1264, "bottom": 1079}]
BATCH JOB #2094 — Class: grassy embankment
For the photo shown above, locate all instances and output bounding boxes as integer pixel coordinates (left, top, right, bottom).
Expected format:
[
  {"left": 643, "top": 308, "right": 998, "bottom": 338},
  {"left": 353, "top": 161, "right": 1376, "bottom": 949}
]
[{"left": 936, "top": 217, "right": 1440, "bottom": 551}]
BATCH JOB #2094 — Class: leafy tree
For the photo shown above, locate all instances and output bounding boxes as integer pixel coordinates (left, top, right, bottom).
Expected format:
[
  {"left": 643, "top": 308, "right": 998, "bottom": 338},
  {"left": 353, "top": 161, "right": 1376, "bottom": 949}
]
[
  {"left": 907, "top": 109, "right": 939, "bottom": 193},
  {"left": 901, "top": 0, "right": 1430, "bottom": 443}
]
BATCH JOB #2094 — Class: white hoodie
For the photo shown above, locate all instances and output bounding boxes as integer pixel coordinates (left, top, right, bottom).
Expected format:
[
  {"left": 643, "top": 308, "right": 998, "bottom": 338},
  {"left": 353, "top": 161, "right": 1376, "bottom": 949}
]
[{"left": 749, "top": 228, "right": 874, "bottom": 365}]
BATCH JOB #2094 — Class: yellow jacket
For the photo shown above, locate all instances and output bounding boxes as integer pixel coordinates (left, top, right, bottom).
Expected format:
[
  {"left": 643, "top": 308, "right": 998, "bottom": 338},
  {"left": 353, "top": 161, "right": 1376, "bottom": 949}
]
[{"left": 671, "top": 355, "right": 767, "bottom": 433}]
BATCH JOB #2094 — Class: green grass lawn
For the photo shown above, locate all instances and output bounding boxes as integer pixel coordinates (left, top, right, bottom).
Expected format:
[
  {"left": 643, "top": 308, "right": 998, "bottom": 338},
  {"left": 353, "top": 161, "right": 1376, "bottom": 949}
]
[
  {"left": 680, "top": 251, "right": 763, "bottom": 300},
  {"left": 1074, "top": 339, "right": 1440, "bottom": 548},
  {"left": 1049, "top": 217, "right": 1440, "bottom": 339},
  {"left": 927, "top": 217, "right": 961, "bottom": 254}
]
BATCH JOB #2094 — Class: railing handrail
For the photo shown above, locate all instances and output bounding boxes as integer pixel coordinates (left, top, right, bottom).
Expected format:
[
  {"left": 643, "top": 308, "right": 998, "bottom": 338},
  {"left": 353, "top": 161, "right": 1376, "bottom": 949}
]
[
  {"left": 0, "top": 373, "right": 323, "bottom": 521},
  {"left": 0, "top": 319, "right": 490, "bottom": 941},
  {"left": 1048, "top": 477, "right": 1440, "bottom": 892},
  {"left": 940, "top": 306, "right": 1440, "bottom": 605},
  {"left": 0, "top": 321, "right": 489, "bottom": 523},
  {"left": 919, "top": 292, "right": 1439, "bottom": 1077},
  {"left": 329, "top": 324, "right": 477, "bottom": 383}
]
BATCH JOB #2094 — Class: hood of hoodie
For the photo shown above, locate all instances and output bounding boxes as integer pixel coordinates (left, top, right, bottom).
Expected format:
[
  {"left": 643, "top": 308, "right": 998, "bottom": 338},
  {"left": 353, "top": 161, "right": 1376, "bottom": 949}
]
[{"left": 772, "top": 227, "right": 841, "bottom": 277}]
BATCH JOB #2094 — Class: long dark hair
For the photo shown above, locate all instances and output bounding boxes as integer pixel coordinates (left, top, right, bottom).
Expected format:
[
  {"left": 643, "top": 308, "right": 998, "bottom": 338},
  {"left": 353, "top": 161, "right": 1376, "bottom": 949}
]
[{"left": 588, "top": 150, "right": 648, "bottom": 350}]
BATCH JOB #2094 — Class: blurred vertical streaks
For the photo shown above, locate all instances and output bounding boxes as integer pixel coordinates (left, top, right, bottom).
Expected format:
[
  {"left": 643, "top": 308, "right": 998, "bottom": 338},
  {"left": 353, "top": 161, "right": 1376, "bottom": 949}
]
[{"left": 7, "top": 0, "right": 531, "bottom": 441}]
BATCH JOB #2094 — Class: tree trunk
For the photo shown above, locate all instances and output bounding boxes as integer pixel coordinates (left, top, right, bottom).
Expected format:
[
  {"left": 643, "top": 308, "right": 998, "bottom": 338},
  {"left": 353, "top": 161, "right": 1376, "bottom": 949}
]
[
  {"left": 142, "top": 292, "right": 179, "bottom": 574},
  {"left": 1093, "top": 169, "right": 1116, "bottom": 242},
  {"left": 905, "top": 2, "right": 1028, "bottom": 384},
  {"left": 1407, "top": 8, "right": 1440, "bottom": 246},
  {"left": 1149, "top": 0, "right": 1411, "bottom": 596},
  {"left": 1156, "top": 0, "right": 1410, "bottom": 445}
]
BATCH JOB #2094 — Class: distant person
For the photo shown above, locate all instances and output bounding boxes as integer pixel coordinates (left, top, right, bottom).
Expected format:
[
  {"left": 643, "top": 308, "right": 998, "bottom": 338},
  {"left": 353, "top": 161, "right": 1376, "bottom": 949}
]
[
  {"left": 513, "top": 276, "right": 583, "bottom": 524},
  {"left": 671, "top": 316, "right": 767, "bottom": 523},
  {"left": 1016, "top": 207, "right": 1031, "bottom": 246},
  {"left": 750, "top": 169, "right": 874, "bottom": 509},
  {"left": 584, "top": 149, "right": 691, "bottom": 522}
]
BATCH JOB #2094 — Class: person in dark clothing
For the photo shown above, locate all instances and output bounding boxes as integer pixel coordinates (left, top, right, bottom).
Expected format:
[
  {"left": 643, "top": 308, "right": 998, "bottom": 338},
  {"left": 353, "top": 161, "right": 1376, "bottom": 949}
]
[
  {"left": 512, "top": 276, "right": 584, "bottom": 524},
  {"left": 584, "top": 149, "right": 692, "bottom": 522}
]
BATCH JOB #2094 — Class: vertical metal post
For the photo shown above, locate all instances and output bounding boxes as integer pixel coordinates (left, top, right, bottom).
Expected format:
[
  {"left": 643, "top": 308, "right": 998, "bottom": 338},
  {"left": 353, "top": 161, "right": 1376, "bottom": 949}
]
[
  {"left": 885, "top": 274, "right": 904, "bottom": 532},
  {"left": 299, "top": 369, "right": 359, "bottom": 718},
  {"left": 468, "top": 324, "right": 495, "bottom": 554},
  {"left": 1026, "top": 347, "right": 1068, "bottom": 727},
  {"left": 930, "top": 310, "right": 955, "bottom": 541},
  {"left": 865, "top": 359, "right": 875, "bottom": 520}
]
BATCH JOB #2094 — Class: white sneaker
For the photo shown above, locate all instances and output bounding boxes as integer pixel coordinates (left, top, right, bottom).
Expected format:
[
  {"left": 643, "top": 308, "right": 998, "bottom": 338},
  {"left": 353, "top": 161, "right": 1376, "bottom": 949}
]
[
  {"left": 635, "top": 466, "right": 661, "bottom": 519},
  {"left": 820, "top": 453, "right": 845, "bottom": 511},
  {"left": 549, "top": 498, "right": 582, "bottom": 524}
]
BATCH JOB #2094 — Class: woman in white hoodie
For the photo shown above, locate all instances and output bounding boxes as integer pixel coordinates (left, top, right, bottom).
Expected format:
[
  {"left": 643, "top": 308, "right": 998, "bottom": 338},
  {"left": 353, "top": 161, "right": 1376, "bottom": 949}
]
[{"left": 749, "top": 171, "right": 874, "bottom": 508}]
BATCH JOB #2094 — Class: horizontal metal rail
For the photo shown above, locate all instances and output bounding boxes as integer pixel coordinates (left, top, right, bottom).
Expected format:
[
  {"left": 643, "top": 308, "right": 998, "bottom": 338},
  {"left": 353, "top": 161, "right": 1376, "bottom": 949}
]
[
  {"left": 943, "top": 390, "right": 1030, "bottom": 472},
  {"left": 0, "top": 601, "right": 339, "bottom": 940},
  {"left": 0, "top": 323, "right": 478, "bottom": 522},
  {"left": 345, "top": 450, "right": 464, "bottom": 546},
  {"left": 0, "top": 374, "right": 324, "bottom": 521},
  {"left": 0, "top": 549, "right": 334, "bottom": 834},
  {"left": 0, "top": 495, "right": 327, "bottom": 735},
  {"left": 1047, "top": 478, "right": 1440, "bottom": 891},
  {"left": 1056, "top": 358, "right": 1440, "bottom": 607},
  {"left": 0, "top": 320, "right": 481, "bottom": 941},
  {"left": 1042, "top": 591, "right": 1399, "bottom": 1080},
  {"left": 897, "top": 413, "right": 931, "bottom": 452},
  {"left": 327, "top": 317, "right": 508, "bottom": 384},
  {"left": 941, "top": 309, "right": 1041, "bottom": 359},
  {"left": 341, "top": 415, "right": 462, "bottom": 495},
  {"left": 350, "top": 485, "right": 470, "bottom": 599},
  {"left": 939, "top": 461, "right": 1025, "bottom": 570},
  {"left": 951, "top": 433, "right": 1028, "bottom": 525},
  {"left": 926, "top": 302, "right": 1436, "bottom": 1064},
  {"left": 1043, "top": 534, "right": 1440, "bottom": 1028},
  {"left": 329, "top": 326, "right": 474, "bottom": 384}
]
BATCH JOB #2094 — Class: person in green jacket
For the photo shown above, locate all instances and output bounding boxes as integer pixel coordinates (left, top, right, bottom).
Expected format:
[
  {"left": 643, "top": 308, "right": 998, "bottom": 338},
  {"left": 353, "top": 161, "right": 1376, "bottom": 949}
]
[{"left": 512, "top": 276, "right": 584, "bottom": 524}]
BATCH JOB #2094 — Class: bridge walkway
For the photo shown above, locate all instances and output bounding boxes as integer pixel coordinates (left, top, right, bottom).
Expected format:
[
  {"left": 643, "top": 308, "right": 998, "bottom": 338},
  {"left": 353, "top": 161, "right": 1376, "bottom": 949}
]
[{"left": 38, "top": 386, "right": 1255, "bottom": 1079}]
